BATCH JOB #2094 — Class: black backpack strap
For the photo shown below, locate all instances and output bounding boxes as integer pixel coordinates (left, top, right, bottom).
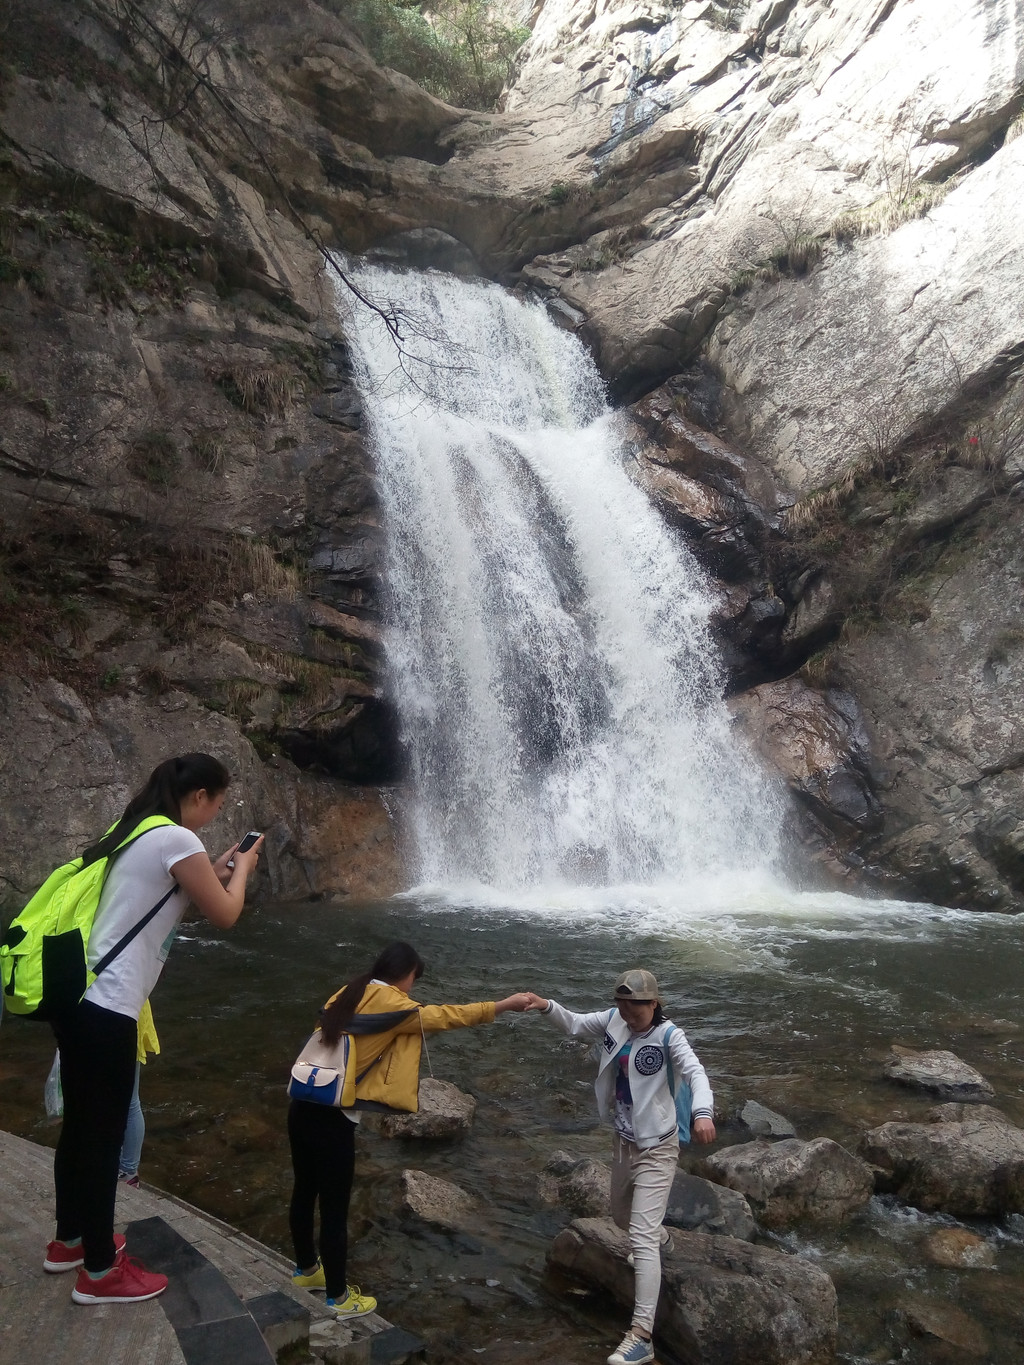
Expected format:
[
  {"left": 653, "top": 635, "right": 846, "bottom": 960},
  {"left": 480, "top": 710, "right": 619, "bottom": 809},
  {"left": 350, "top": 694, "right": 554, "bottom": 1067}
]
[{"left": 91, "top": 883, "right": 180, "bottom": 977}]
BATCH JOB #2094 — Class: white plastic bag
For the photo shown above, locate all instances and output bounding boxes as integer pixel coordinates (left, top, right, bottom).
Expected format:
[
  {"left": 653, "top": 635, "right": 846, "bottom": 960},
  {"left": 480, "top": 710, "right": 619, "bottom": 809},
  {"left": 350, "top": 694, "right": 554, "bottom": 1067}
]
[{"left": 44, "top": 1049, "right": 63, "bottom": 1119}]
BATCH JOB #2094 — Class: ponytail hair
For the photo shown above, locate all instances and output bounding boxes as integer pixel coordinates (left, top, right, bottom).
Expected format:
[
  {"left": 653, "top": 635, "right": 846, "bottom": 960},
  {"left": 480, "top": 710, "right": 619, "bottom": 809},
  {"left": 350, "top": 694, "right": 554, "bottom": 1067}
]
[
  {"left": 81, "top": 752, "right": 231, "bottom": 868},
  {"left": 321, "top": 940, "right": 425, "bottom": 1046}
]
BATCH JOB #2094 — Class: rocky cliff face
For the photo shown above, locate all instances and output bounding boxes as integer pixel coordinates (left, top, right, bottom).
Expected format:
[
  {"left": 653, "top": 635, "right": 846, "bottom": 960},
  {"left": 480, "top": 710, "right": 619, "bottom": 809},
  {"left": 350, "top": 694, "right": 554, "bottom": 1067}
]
[
  {"left": 476, "top": 0, "right": 1024, "bottom": 908},
  {"left": 1, "top": 0, "right": 1022, "bottom": 911}
]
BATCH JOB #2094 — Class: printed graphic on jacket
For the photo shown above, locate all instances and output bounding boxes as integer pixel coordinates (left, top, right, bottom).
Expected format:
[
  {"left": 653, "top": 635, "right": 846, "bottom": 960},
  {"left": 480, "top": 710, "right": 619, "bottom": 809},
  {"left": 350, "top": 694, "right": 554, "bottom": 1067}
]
[{"left": 633, "top": 1044, "right": 665, "bottom": 1076}]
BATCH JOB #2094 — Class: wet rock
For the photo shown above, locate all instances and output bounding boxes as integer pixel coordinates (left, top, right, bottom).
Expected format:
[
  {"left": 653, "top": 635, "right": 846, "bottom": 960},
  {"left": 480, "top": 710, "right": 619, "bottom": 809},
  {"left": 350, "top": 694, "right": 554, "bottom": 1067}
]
[
  {"left": 539, "top": 1152, "right": 612, "bottom": 1217},
  {"left": 923, "top": 1228, "right": 996, "bottom": 1270},
  {"left": 664, "top": 1170, "right": 756, "bottom": 1241},
  {"left": 400, "top": 1169, "right": 478, "bottom": 1232},
  {"left": 627, "top": 395, "right": 783, "bottom": 587},
  {"left": 548, "top": 1217, "right": 837, "bottom": 1365},
  {"left": 899, "top": 1295, "right": 991, "bottom": 1357},
  {"left": 706, "top": 1138, "right": 874, "bottom": 1227},
  {"left": 374, "top": 1079, "right": 477, "bottom": 1140},
  {"left": 731, "top": 679, "right": 884, "bottom": 845},
  {"left": 883, "top": 1046, "right": 995, "bottom": 1101},
  {"left": 309, "top": 390, "right": 362, "bottom": 429},
  {"left": 738, "top": 1100, "right": 797, "bottom": 1139},
  {"left": 363, "top": 229, "right": 481, "bottom": 278},
  {"left": 860, "top": 1104, "right": 1024, "bottom": 1217}
]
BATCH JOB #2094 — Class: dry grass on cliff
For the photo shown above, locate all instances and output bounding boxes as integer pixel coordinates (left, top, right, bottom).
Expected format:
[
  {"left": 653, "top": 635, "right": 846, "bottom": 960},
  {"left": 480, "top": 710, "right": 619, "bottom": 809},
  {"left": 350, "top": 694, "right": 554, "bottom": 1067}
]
[
  {"left": 830, "top": 178, "right": 953, "bottom": 243},
  {"left": 215, "top": 364, "right": 302, "bottom": 417},
  {"left": 158, "top": 535, "right": 301, "bottom": 636}
]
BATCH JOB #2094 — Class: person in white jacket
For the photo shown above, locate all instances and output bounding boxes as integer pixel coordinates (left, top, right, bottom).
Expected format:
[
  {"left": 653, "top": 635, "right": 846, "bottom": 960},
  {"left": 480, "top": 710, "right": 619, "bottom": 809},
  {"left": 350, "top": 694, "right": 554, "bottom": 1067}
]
[{"left": 527, "top": 969, "right": 715, "bottom": 1365}]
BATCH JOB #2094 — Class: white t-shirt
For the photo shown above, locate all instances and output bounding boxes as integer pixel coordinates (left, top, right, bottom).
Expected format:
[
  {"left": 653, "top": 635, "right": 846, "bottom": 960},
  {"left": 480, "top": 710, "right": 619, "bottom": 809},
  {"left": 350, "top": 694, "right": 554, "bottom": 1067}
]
[{"left": 84, "top": 823, "right": 206, "bottom": 1020}]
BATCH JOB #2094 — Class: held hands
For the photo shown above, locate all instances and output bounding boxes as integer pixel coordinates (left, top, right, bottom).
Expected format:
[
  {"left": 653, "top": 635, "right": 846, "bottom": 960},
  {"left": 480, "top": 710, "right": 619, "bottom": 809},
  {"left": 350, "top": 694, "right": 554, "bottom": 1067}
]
[
  {"left": 495, "top": 992, "right": 550, "bottom": 1014},
  {"left": 494, "top": 992, "right": 535, "bottom": 1014},
  {"left": 692, "top": 1117, "right": 716, "bottom": 1144}
]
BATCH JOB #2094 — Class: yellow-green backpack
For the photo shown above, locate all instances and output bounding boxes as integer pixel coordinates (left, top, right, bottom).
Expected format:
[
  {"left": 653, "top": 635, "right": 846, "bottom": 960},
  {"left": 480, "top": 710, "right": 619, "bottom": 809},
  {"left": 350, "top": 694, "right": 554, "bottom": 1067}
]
[{"left": 0, "top": 815, "right": 177, "bottom": 1020}]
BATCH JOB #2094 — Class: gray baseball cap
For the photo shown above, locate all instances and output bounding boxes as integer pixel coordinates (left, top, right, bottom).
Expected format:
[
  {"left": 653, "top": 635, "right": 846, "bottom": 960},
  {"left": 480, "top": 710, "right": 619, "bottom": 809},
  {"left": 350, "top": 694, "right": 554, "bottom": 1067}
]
[{"left": 613, "top": 969, "right": 660, "bottom": 1002}]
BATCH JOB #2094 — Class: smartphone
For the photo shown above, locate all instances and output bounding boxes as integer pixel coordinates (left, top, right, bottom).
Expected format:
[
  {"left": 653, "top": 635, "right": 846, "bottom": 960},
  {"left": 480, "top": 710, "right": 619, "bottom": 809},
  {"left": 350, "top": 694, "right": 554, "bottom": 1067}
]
[{"left": 227, "top": 831, "right": 262, "bottom": 868}]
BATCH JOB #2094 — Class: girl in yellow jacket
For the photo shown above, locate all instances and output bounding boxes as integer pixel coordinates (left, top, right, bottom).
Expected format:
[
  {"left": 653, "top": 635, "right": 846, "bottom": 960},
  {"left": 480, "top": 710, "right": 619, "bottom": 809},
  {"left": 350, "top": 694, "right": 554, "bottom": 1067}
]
[{"left": 288, "top": 940, "right": 532, "bottom": 1320}]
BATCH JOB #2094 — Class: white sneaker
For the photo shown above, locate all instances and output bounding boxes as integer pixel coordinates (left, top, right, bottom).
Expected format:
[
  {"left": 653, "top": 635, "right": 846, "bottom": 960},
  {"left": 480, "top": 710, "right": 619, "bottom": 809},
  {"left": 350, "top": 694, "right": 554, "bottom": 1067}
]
[{"left": 607, "top": 1330, "right": 655, "bottom": 1365}]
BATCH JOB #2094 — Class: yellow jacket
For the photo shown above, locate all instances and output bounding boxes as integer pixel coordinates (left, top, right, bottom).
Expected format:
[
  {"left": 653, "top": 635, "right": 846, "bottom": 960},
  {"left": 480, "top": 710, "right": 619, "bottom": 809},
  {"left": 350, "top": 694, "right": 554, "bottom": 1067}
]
[
  {"left": 137, "top": 999, "right": 160, "bottom": 1064},
  {"left": 321, "top": 981, "right": 495, "bottom": 1113}
]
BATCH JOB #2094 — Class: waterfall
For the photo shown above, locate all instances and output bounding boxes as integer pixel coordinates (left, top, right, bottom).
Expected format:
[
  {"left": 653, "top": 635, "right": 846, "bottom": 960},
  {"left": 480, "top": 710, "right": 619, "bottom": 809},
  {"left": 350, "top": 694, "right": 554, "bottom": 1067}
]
[{"left": 337, "top": 266, "right": 782, "bottom": 898}]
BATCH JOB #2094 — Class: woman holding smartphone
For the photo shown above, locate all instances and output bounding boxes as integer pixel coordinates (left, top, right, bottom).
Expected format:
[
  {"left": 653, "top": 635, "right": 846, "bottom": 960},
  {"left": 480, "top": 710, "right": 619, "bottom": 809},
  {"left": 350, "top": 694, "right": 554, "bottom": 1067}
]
[{"left": 44, "top": 753, "right": 263, "bottom": 1307}]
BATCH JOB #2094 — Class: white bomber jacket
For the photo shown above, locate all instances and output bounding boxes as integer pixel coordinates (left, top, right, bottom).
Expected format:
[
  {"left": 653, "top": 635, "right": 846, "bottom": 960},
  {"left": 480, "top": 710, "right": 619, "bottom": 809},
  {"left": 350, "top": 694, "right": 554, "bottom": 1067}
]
[{"left": 542, "top": 1000, "right": 714, "bottom": 1150}]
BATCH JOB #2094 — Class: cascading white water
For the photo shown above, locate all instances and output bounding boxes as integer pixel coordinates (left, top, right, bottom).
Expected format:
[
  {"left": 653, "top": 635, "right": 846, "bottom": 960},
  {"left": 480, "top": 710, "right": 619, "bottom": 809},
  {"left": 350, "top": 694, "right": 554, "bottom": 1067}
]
[{"left": 337, "top": 265, "right": 782, "bottom": 897}]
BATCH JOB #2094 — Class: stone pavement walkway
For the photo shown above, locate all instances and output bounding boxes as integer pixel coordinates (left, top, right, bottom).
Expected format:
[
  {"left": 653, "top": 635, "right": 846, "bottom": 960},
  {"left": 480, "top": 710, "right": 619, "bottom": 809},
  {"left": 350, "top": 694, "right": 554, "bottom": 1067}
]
[{"left": 0, "top": 1129, "right": 422, "bottom": 1365}]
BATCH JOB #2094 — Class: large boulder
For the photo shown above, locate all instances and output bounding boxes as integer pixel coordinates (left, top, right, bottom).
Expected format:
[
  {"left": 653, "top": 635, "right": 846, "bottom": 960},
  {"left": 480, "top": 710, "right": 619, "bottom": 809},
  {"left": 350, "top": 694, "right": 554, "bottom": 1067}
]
[
  {"left": 860, "top": 1104, "right": 1024, "bottom": 1216},
  {"left": 373, "top": 1079, "right": 477, "bottom": 1140},
  {"left": 549, "top": 1217, "right": 837, "bottom": 1365},
  {"left": 883, "top": 1046, "right": 995, "bottom": 1101},
  {"left": 706, "top": 1138, "right": 874, "bottom": 1227},
  {"left": 540, "top": 1153, "right": 756, "bottom": 1239}
]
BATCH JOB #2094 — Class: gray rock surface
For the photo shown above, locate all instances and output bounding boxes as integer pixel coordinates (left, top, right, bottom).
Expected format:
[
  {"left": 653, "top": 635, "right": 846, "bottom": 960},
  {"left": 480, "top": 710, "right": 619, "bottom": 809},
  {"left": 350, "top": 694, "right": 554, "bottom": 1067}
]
[
  {"left": 883, "top": 1047, "right": 995, "bottom": 1102},
  {"left": 400, "top": 1169, "right": 478, "bottom": 1231},
  {"left": 538, "top": 1152, "right": 613, "bottom": 1218},
  {"left": 860, "top": 1104, "right": 1024, "bottom": 1217},
  {"left": 374, "top": 1079, "right": 477, "bottom": 1140},
  {"left": 664, "top": 1170, "right": 756, "bottom": 1241},
  {"left": 0, "top": 677, "right": 397, "bottom": 907},
  {"left": 549, "top": 1216, "right": 837, "bottom": 1365},
  {"left": 738, "top": 1100, "right": 797, "bottom": 1140},
  {"left": 731, "top": 679, "right": 884, "bottom": 851},
  {"left": 706, "top": 1137, "right": 874, "bottom": 1227}
]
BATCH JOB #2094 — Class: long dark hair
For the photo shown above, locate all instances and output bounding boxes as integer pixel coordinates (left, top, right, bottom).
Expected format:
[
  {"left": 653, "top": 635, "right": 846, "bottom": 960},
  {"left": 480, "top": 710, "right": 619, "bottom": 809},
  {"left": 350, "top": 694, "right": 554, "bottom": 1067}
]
[
  {"left": 321, "top": 941, "right": 425, "bottom": 1045},
  {"left": 81, "top": 753, "right": 231, "bottom": 868}
]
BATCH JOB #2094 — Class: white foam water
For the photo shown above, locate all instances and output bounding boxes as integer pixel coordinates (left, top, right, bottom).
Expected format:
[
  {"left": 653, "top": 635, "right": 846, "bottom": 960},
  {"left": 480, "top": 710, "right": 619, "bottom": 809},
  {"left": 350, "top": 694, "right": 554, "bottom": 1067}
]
[{"left": 337, "top": 265, "right": 784, "bottom": 898}]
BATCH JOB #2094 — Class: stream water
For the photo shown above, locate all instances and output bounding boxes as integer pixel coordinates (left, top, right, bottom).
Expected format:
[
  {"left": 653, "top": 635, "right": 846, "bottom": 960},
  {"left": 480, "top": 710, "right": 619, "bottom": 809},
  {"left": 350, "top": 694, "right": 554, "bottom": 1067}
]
[{"left": 2, "top": 895, "right": 1024, "bottom": 1363}]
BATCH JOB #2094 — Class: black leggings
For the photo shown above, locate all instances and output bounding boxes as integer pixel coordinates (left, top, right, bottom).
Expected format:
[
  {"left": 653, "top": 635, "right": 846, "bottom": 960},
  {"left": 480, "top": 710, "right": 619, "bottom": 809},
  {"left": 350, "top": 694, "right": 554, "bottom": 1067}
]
[
  {"left": 50, "top": 999, "right": 137, "bottom": 1272},
  {"left": 287, "top": 1100, "right": 356, "bottom": 1299}
]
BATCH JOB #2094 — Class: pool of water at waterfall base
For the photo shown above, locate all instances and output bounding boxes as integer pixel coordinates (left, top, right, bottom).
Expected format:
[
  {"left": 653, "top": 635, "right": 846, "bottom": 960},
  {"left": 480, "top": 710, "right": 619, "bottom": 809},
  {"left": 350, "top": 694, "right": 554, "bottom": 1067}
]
[{"left": 3, "top": 891, "right": 1024, "bottom": 1364}]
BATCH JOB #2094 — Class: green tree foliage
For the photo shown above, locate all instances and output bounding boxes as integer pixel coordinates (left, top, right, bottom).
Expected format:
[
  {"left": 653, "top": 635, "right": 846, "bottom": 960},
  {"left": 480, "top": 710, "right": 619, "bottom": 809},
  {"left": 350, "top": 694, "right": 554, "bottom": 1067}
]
[{"left": 332, "top": 0, "right": 530, "bottom": 110}]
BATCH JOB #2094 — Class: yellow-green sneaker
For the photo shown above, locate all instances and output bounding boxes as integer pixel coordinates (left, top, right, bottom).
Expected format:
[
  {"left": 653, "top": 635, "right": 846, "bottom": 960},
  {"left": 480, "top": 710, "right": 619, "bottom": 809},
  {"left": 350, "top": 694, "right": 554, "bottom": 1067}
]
[
  {"left": 327, "top": 1285, "right": 377, "bottom": 1319},
  {"left": 292, "top": 1261, "right": 326, "bottom": 1290}
]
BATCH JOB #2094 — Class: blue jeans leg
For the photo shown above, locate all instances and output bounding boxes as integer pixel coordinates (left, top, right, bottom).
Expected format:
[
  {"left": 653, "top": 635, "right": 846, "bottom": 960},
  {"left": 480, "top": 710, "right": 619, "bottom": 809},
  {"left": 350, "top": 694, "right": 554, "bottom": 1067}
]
[{"left": 119, "top": 1062, "right": 144, "bottom": 1177}]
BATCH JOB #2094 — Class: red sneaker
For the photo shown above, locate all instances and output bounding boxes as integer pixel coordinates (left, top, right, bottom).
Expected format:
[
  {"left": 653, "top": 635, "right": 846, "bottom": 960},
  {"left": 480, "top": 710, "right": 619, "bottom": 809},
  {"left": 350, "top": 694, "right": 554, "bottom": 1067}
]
[
  {"left": 71, "top": 1250, "right": 167, "bottom": 1304},
  {"left": 44, "top": 1234, "right": 126, "bottom": 1273}
]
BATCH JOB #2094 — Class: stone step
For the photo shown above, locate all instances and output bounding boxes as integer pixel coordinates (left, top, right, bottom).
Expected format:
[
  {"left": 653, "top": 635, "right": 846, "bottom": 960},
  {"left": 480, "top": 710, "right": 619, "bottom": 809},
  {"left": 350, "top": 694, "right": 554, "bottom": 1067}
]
[{"left": 0, "top": 1128, "right": 425, "bottom": 1365}]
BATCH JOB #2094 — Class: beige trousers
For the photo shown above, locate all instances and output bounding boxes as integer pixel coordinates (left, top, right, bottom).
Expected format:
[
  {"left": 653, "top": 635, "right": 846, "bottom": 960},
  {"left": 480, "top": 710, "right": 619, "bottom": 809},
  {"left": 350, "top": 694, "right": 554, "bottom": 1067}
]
[{"left": 610, "top": 1131, "right": 679, "bottom": 1333}]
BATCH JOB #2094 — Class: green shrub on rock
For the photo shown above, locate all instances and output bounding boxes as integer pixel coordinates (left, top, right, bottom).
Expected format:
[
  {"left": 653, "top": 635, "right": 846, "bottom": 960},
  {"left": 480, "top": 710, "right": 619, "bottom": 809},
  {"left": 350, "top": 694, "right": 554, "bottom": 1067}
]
[{"left": 330, "top": 0, "right": 530, "bottom": 110}]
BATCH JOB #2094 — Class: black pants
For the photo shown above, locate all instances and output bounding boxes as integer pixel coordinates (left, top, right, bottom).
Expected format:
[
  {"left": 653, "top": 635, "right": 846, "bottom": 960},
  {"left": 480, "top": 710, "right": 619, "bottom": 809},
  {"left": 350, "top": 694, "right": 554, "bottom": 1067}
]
[
  {"left": 50, "top": 999, "right": 137, "bottom": 1272},
  {"left": 287, "top": 1100, "right": 356, "bottom": 1299}
]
